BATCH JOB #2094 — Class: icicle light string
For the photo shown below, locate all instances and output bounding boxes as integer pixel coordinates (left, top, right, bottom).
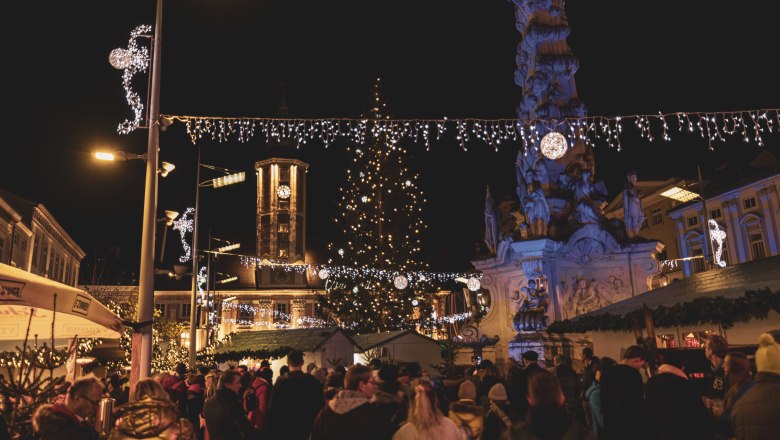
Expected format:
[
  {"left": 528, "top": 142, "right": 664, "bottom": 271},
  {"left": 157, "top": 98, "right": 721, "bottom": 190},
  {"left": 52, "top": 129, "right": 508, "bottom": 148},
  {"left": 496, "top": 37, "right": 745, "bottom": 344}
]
[
  {"left": 162, "top": 109, "right": 780, "bottom": 152},
  {"left": 239, "top": 255, "right": 481, "bottom": 290}
]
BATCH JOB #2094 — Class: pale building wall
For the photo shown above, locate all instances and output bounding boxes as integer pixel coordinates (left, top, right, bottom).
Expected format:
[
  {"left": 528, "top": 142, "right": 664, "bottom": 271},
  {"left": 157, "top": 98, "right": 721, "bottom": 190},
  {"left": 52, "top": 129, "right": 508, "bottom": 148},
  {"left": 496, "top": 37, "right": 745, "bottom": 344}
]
[{"left": 355, "top": 333, "right": 442, "bottom": 368}]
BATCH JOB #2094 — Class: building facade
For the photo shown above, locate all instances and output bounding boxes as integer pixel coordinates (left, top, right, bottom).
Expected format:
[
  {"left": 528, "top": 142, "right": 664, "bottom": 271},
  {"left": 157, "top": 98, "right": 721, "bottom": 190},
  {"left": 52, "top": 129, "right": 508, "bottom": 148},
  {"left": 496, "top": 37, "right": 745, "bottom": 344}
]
[{"left": 0, "top": 189, "right": 84, "bottom": 286}]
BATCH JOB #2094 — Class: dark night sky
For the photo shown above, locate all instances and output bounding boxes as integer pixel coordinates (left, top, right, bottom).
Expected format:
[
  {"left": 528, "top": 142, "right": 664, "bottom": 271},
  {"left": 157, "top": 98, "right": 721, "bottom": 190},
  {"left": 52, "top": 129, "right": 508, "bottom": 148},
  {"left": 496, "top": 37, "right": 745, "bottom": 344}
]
[{"left": 2, "top": 1, "right": 779, "bottom": 280}]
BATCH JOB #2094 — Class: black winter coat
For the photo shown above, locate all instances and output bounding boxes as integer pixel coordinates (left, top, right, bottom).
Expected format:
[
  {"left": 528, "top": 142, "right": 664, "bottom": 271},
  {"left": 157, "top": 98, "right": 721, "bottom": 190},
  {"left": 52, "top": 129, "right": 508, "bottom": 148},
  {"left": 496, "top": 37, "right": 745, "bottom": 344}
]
[
  {"left": 203, "top": 388, "right": 253, "bottom": 440},
  {"left": 645, "top": 371, "right": 712, "bottom": 440},
  {"left": 600, "top": 364, "right": 646, "bottom": 440},
  {"left": 731, "top": 372, "right": 780, "bottom": 440},
  {"left": 268, "top": 370, "right": 325, "bottom": 440},
  {"left": 310, "top": 390, "right": 392, "bottom": 440}
]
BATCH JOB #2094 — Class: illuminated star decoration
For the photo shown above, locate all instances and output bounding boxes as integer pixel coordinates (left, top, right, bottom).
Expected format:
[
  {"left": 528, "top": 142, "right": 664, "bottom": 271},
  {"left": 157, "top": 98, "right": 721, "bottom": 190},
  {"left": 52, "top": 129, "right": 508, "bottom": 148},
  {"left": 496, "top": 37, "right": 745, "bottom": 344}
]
[
  {"left": 110, "top": 24, "right": 152, "bottom": 134},
  {"left": 708, "top": 219, "right": 728, "bottom": 268},
  {"left": 172, "top": 207, "right": 195, "bottom": 262}
]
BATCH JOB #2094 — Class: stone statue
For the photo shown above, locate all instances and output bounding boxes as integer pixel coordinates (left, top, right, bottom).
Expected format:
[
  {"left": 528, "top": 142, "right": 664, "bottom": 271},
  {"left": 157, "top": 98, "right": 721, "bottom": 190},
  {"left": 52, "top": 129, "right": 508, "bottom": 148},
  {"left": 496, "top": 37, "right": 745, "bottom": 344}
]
[
  {"left": 523, "top": 181, "right": 550, "bottom": 236},
  {"left": 484, "top": 186, "right": 498, "bottom": 253},
  {"left": 623, "top": 170, "right": 644, "bottom": 238},
  {"left": 562, "top": 170, "right": 607, "bottom": 225},
  {"left": 496, "top": 233, "right": 513, "bottom": 264},
  {"left": 512, "top": 279, "right": 549, "bottom": 331}
]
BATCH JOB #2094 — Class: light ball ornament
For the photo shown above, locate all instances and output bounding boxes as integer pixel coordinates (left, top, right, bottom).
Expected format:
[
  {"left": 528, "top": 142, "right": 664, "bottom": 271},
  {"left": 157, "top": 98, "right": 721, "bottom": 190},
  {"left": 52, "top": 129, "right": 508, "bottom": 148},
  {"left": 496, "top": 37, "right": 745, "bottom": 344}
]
[
  {"left": 466, "top": 277, "right": 481, "bottom": 292},
  {"left": 394, "top": 275, "right": 409, "bottom": 290},
  {"left": 540, "top": 131, "right": 568, "bottom": 160},
  {"left": 411, "top": 299, "right": 419, "bottom": 306},
  {"left": 109, "top": 48, "right": 132, "bottom": 70},
  {"left": 318, "top": 269, "right": 330, "bottom": 280}
]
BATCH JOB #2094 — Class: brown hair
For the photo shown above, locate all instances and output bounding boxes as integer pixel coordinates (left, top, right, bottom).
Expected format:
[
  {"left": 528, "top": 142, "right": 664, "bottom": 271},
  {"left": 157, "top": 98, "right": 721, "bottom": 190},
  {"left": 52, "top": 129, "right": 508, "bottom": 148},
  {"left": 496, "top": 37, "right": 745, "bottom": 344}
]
[
  {"left": 67, "top": 375, "right": 103, "bottom": 399},
  {"left": 708, "top": 335, "right": 729, "bottom": 358},
  {"left": 218, "top": 370, "right": 242, "bottom": 390},
  {"left": 527, "top": 370, "right": 563, "bottom": 407},
  {"left": 344, "top": 364, "right": 372, "bottom": 391}
]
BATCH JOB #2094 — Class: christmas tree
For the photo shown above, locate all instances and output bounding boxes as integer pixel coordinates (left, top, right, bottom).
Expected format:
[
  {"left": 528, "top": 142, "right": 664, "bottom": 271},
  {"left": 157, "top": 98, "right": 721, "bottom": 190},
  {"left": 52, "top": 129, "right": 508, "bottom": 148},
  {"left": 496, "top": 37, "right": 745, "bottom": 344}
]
[{"left": 318, "top": 78, "right": 433, "bottom": 333}]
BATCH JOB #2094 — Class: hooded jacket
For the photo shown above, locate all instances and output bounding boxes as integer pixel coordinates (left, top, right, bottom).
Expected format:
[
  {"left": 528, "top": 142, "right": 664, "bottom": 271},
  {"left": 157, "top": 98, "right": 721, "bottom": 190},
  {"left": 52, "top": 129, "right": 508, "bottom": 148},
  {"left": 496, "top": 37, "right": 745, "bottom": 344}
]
[
  {"left": 731, "top": 372, "right": 780, "bottom": 440},
  {"left": 108, "top": 398, "right": 195, "bottom": 440},
  {"left": 311, "top": 390, "right": 392, "bottom": 440},
  {"left": 449, "top": 399, "right": 484, "bottom": 440}
]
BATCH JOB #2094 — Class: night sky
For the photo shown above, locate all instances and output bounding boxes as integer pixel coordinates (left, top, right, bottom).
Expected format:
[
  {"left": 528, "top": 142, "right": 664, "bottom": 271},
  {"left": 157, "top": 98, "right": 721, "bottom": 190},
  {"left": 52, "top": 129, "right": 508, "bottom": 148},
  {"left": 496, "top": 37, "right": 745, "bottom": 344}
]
[{"left": 3, "top": 1, "right": 780, "bottom": 281}]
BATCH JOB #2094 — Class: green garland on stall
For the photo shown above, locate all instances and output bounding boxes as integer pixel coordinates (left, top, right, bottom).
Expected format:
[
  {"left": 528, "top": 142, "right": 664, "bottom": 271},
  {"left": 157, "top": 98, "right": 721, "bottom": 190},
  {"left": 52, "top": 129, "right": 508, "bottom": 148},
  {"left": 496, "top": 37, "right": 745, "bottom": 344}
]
[
  {"left": 206, "top": 347, "right": 296, "bottom": 364},
  {"left": 547, "top": 288, "right": 780, "bottom": 334}
]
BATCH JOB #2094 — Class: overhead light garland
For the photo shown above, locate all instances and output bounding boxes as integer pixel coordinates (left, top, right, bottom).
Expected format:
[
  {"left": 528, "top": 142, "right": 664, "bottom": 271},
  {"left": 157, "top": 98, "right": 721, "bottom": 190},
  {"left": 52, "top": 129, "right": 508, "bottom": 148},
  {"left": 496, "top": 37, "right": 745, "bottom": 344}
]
[
  {"left": 111, "top": 25, "right": 152, "bottom": 134},
  {"left": 660, "top": 255, "right": 705, "bottom": 270},
  {"left": 160, "top": 109, "right": 779, "bottom": 152},
  {"left": 239, "top": 255, "right": 481, "bottom": 290}
]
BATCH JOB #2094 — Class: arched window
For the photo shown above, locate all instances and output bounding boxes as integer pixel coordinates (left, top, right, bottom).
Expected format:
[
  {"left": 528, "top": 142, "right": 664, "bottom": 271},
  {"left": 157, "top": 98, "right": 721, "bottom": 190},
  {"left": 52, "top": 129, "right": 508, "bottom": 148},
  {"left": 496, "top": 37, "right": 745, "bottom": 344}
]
[{"left": 742, "top": 216, "right": 766, "bottom": 261}]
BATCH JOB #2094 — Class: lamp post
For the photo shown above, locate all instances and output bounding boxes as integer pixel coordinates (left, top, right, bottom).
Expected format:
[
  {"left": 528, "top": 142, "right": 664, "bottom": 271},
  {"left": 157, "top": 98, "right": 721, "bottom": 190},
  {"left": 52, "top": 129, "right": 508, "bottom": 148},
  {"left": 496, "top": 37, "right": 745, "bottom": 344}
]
[{"left": 188, "top": 149, "right": 246, "bottom": 368}]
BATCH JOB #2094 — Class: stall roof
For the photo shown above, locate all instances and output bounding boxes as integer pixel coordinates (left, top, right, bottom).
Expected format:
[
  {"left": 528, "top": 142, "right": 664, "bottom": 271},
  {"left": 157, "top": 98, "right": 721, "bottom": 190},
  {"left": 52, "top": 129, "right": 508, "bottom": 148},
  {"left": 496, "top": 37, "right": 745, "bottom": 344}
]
[
  {"left": 215, "top": 327, "right": 353, "bottom": 354},
  {"left": 352, "top": 329, "right": 440, "bottom": 351}
]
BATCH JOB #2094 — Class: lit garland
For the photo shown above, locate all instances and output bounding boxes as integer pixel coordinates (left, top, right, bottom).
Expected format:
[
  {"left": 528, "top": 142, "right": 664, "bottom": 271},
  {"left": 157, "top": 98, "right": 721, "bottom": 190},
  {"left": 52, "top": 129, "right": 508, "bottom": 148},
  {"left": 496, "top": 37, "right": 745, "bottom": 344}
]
[
  {"left": 240, "top": 255, "right": 481, "bottom": 290},
  {"left": 111, "top": 25, "right": 152, "bottom": 134},
  {"left": 708, "top": 220, "right": 728, "bottom": 268},
  {"left": 172, "top": 207, "right": 195, "bottom": 263},
  {"left": 160, "top": 109, "right": 779, "bottom": 152},
  {"left": 660, "top": 255, "right": 705, "bottom": 270}
]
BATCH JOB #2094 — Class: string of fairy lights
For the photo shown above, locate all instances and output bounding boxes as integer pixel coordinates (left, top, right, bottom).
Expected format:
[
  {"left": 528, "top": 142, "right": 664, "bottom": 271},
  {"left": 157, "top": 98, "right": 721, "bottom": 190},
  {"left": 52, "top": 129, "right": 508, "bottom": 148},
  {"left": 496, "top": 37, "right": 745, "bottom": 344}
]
[
  {"left": 109, "top": 24, "right": 151, "bottom": 134},
  {"left": 145, "top": 109, "right": 780, "bottom": 153}
]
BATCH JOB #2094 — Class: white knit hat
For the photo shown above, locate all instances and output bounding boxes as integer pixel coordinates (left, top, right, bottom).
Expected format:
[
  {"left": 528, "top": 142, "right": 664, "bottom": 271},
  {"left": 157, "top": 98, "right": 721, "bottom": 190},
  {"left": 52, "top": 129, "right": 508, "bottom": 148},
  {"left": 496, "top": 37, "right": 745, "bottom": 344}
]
[{"left": 755, "top": 332, "right": 780, "bottom": 375}]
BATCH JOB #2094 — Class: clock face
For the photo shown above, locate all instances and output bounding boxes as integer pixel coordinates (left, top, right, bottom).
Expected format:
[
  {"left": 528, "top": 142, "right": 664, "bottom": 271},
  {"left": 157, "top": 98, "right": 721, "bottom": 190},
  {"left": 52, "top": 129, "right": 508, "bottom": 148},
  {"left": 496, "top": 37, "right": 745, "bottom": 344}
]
[{"left": 277, "top": 185, "right": 291, "bottom": 199}]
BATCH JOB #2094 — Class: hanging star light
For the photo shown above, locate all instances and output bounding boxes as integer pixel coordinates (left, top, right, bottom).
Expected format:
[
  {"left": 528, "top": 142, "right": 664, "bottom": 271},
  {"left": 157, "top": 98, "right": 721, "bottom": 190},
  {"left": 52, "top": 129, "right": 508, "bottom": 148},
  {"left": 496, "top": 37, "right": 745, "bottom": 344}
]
[
  {"left": 708, "top": 219, "right": 728, "bottom": 268},
  {"left": 318, "top": 268, "right": 330, "bottom": 280},
  {"left": 110, "top": 24, "right": 152, "bottom": 134},
  {"left": 393, "top": 274, "right": 409, "bottom": 290},
  {"left": 540, "top": 131, "right": 568, "bottom": 160}
]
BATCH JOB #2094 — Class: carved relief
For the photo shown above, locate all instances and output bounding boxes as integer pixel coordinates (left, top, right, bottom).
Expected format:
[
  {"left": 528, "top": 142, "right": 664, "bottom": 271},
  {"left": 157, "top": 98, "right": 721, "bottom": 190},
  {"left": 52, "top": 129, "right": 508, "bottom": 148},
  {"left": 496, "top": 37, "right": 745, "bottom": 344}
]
[{"left": 559, "top": 275, "right": 627, "bottom": 320}]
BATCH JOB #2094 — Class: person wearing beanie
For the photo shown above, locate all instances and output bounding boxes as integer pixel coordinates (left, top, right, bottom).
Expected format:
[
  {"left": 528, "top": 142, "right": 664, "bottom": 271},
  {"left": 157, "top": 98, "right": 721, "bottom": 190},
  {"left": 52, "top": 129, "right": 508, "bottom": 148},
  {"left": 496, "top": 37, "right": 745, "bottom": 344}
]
[
  {"left": 507, "top": 351, "right": 543, "bottom": 418},
  {"left": 449, "top": 379, "right": 484, "bottom": 439},
  {"left": 482, "top": 383, "right": 519, "bottom": 440},
  {"left": 731, "top": 332, "right": 780, "bottom": 440}
]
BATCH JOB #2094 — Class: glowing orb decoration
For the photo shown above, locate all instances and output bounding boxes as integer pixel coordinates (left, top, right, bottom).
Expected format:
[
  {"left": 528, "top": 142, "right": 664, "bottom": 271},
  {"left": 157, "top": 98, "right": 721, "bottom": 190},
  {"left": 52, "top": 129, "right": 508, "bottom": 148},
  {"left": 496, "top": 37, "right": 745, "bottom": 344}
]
[
  {"left": 467, "top": 276, "right": 481, "bottom": 292},
  {"left": 318, "top": 269, "right": 330, "bottom": 280},
  {"left": 352, "top": 287, "right": 359, "bottom": 294},
  {"left": 708, "top": 219, "right": 728, "bottom": 268},
  {"left": 405, "top": 180, "right": 412, "bottom": 187},
  {"left": 109, "top": 48, "right": 132, "bottom": 69},
  {"left": 338, "top": 248, "right": 345, "bottom": 256},
  {"left": 277, "top": 184, "right": 291, "bottom": 199},
  {"left": 412, "top": 299, "right": 419, "bottom": 306},
  {"left": 361, "top": 196, "right": 369, "bottom": 203},
  {"left": 394, "top": 275, "right": 409, "bottom": 290},
  {"left": 540, "top": 131, "right": 568, "bottom": 160}
]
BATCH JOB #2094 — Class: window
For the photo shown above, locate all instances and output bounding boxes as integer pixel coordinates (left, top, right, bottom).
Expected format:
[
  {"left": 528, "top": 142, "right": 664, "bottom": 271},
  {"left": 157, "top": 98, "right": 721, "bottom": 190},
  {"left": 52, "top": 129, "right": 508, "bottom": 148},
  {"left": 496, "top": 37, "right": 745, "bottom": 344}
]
[
  {"left": 0, "top": 237, "right": 4, "bottom": 260},
  {"left": 278, "top": 198, "right": 289, "bottom": 211},
  {"left": 275, "top": 302, "right": 288, "bottom": 321},
  {"left": 20, "top": 239, "right": 27, "bottom": 252},
  {"left": 279, "top": 167, "right": 290, "bottom": 182},
  {"left": 743, "top": 197, "right": 757, "bottom": 209},
  {"left": 651, "top": 208, "right": 663, "bottom": 225},
  {"left": 49, "top": 251, "right": 56, "bottom": 277},
  {"left": 13, "top": 233, "right": 19, "bottom": 246},
  {"left": 691, "top": 247, "right": 706, "bottom": 273},
  {"left": 687, "top": 216, "right": 699, "bottom": 227},
  {"left": 686, "top": 233, "right": 705, "bottom": 273},
  {"left": 710, "top": 209, "right": 721, "bottom": 219},
  {"left": 278, "top": 223, "right": 289, "bottom": 233},
  {"left": 641, "top": 218, "right": 649, "bottom": 230},
  {"left": 32, "top": 237, "right": 39, "bottom": 268},
  {"left": 237, "top": 303, "right": 253, "bottom": 321},
  {"left": 154, "top": 303, "right": 166, "bottom": 317},
  {"left": 744, "top": 218, "right": 766, "bottom": 261},
  {"left": 41, "top": 242, "right": 48, "bottom": 272},
  {"left": 181, "top": 303, "right": 191, "bottom": 319}
]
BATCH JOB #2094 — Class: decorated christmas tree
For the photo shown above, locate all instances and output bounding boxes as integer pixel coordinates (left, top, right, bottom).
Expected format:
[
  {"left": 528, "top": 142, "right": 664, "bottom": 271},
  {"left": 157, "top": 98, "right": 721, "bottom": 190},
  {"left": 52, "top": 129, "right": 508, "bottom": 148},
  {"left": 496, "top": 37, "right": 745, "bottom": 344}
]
[{"left": 318, "top": 78, "right": 433, "bottom": 333}]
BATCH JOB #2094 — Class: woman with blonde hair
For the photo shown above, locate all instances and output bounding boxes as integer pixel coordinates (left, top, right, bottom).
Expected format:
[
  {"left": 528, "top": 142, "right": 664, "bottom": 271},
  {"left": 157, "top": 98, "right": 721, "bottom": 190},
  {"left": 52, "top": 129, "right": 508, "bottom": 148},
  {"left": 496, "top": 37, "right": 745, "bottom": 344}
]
[
  {"left": 393, "top": 377, "right": 464, "bottom": 440},
  {"left": 109, "top": 378, "right": 195, "bottom": 440}
]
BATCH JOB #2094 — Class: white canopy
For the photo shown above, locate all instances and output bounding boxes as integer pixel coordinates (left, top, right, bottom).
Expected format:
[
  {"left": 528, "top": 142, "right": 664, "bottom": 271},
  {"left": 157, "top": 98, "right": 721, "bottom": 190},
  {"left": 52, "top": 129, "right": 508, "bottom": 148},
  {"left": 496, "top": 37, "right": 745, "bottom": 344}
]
[{"left": 0, "top": 263, "right": 123, "bottom": 340}]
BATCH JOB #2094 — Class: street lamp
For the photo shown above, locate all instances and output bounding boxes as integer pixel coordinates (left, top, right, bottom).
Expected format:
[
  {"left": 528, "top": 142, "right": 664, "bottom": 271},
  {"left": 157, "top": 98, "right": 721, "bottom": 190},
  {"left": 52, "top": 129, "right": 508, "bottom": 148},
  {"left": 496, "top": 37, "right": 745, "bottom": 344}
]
[
  {"left": 187, "top": 147, "right": 245, "bottom": 368},
  {"left": 158, "top": 210, "right": 179, "bottom": 263}
]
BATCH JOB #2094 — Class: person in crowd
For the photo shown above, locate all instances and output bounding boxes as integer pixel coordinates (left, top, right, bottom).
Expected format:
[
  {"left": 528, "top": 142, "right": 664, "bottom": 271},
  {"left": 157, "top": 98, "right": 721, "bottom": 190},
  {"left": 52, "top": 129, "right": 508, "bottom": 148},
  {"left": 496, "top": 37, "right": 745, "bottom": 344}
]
[
  {"left": 645, "top": 350, "right": 711, "bottom": 440},
  {"left": 162, "top": 363, "right": 189, "bottom": 417},
  {"left": 600, "top": 345, "right": 647, "bottom": 440},
  {"left": 32, "top": 375, "right": 104, "bottom": 440},
  {"left": 398, "top": 365, "right": 413, "bottom": 400},
  {"left": 237, "top": 365, "right": 254, "bottom": 395},
  {"left": 482, "top": 383, "right": 519, "bottom": 440},
  {"left": 186, "top": 374, "right": 205, "bottom": 440},
  {"left": 392, "top": 378, "right": 464, "bottom": 440},
  {"left": 507, "top": 350, "right": 543, "bottom": 418},
  {"left": 550, "top": 355, "right": 581, "bottom": 422},
  {"left": 369, "top": 358, "right": 384, "bottom": 372},
  {"left": 731, "top": 332, "right": 780, "bottom": 440},
  {"left": 580, "top": 348, "right": 598, "bottom": 431},
  {"left": 324, "top": 370, "right": 345, "bottom": 401},
  {"left": 448, "top": 378, "right": 484, "bottom": 439},
  {"left": 705, "top": 335, "right": 728, "bottom": 399},
  {"left": 202, "top": 370, "right": 253, "bottom": 440},
  {"left": 313, "top": 367, "right": 328, "bottom": 385},
  {"left": 505, "top": 370, "right": 595, "bottom": 440},
  {"left": 584, "top": 357, "right": 615, "bottom": 438},
  {"left": 204, "top": 371, "right": 218, "bottom": 400},
  {"left": 246, "top": 368, "right": 272, "bottom": 433},
  {"left": 109, "top": 379, "right": 194, "bottom": 440},
  {"left": 278, "top": 365, "right": 290, "bottom": 383},
  {"left": 268, "top": 349, "right": 325, "bottom": 439},
  {"left": 311, "top": 364, "right": 392, "bottom": 440},
  {"left": 713, "top": 351, "right": 753, "bottom": 439},
  {"left": 374, "top": 363, "right": 406, "bottom": 432},
  {"left": 478, "top": 360, "right": 501, "bottom": 406}
]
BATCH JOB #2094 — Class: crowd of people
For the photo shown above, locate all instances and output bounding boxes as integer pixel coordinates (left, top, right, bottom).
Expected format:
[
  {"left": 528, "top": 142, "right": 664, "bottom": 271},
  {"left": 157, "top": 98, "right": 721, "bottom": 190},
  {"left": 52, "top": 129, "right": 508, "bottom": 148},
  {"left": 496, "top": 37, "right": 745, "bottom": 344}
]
[{"left": 13, "top": 331, "right": 780, "bottom": 440}]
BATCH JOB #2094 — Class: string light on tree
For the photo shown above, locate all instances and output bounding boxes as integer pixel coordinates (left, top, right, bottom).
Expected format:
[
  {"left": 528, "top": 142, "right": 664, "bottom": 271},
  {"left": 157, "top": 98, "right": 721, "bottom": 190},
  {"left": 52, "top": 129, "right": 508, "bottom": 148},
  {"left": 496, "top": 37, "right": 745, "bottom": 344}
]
[{"left": 111, "top": 25, "right": 152, "bottom": 134}]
